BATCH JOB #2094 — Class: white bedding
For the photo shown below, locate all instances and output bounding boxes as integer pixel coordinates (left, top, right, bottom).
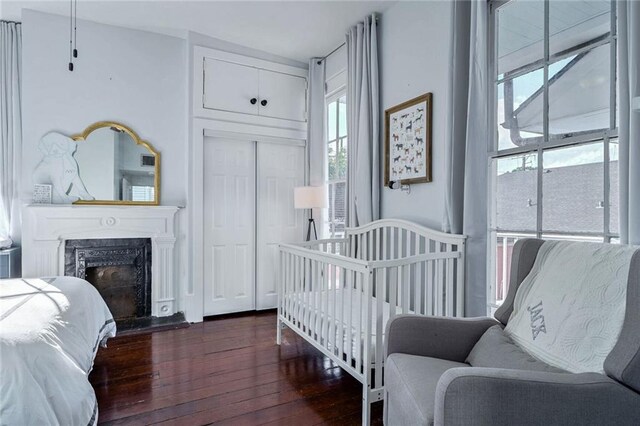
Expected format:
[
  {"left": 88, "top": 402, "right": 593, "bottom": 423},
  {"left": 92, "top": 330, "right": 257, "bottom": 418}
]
[
  {"left": 283, "top": 288, "right": 407, "bottom": 362},
  {"left": 505, "top": 241, "right": 635, "bottom": 374},
  {"left": 0, "top": 277, "right": 116, "bottom": 426}
]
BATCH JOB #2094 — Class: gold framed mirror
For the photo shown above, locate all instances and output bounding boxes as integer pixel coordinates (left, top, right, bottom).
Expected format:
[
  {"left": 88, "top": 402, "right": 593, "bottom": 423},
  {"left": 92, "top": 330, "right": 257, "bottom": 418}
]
[{"left": 71, "top": 121, "right": 160, "bottom": 205}]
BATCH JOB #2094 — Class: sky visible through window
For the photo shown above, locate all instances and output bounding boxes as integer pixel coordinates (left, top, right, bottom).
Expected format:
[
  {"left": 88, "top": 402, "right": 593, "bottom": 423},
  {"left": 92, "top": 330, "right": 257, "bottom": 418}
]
[{"left": 496, "top": 55, "right": 608, "bottom": 175}]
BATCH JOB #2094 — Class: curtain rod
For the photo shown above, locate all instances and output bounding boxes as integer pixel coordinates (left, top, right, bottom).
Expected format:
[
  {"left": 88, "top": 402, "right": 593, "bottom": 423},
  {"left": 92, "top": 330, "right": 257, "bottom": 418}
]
[
  {"left": 316, "top": 42, "right": 346, "bottom": 64},
  {"left": 1, "top": 20, "right": 22, "bottom": 24}
]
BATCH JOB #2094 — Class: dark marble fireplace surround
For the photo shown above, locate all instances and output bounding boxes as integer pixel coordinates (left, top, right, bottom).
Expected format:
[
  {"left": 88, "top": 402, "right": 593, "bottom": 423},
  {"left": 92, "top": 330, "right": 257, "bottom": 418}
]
[{"left": 65, "top": 238, "right": 152, "bottom": 326}]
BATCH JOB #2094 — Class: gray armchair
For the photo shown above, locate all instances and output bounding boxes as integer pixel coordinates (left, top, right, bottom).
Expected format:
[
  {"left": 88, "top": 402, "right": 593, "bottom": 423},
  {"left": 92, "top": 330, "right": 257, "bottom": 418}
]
[{"left": 384, "top": 239, "right": 640, "bottom": 426}]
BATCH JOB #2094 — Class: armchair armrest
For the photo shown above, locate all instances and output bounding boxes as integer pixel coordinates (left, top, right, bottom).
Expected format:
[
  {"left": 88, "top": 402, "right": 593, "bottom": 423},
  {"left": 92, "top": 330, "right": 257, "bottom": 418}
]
[
  {"left": 385, "top": 315, "right": 499, "bottom": 362},
  {"left": 435, "top": 367, "right": 640, "bottom": 426}
]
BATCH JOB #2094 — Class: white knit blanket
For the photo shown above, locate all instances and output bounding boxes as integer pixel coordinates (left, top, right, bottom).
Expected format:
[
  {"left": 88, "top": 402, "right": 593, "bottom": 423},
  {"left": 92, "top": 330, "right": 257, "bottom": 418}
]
[{"left": 504, "top": 241, "right": 635, "bottom": 373}]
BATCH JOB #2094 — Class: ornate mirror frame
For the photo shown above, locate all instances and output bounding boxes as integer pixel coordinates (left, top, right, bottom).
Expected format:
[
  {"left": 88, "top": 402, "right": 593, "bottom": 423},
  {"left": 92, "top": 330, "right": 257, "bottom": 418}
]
[{"left": 71, "top": 121, "right": 161, "bottom": 206}]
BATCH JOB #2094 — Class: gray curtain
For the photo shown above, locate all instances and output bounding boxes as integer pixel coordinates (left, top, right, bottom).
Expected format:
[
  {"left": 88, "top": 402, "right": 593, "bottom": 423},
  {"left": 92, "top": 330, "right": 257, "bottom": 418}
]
[
  {"left": 346, "top": 14, "right": 379, "bottom": 227},
  {"left": 307, "top": 58, "right": 327, "bottom": 235},
  {"left": 0, "top": 21, "right": 22, "bottom": 248},
  {"left": 618, "top": 0, "right": 640, "bottom": 245},
  {"left": 443, "top": 0, "right": 489, "bottom": 317}
]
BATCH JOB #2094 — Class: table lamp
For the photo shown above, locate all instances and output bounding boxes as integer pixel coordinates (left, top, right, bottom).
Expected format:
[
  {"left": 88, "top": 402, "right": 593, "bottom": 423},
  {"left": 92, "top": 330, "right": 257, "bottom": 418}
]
[{"left": 294, "top": 186, "right": 328, "bottom": 241}]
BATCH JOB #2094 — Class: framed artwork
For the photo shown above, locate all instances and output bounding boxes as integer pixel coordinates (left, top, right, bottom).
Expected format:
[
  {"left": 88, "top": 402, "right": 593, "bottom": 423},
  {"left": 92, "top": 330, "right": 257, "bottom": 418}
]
[{"left": 384, "top": 93, "right": 432, "bottom": 186}]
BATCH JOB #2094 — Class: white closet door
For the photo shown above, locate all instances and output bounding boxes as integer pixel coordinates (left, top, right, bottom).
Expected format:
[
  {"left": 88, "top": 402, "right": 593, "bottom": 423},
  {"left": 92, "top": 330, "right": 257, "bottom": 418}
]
[
  {"left": 203, "top": 138, "right": 256, "bottom": 315},
  {"left": 256, "top": 142, "right": 305, "bottom": 309}
]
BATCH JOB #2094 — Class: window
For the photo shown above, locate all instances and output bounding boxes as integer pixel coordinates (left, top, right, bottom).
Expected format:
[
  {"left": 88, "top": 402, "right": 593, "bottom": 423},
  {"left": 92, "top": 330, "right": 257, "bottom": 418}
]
[
  {"left": 326, "top": 94, "right": 347, "bottom": 238},
  {"left": 488, "top": 0, "right": 618, "bottom": 309},
  {"left": 131, "top": 186, "right": 155, "bottom": 202}
]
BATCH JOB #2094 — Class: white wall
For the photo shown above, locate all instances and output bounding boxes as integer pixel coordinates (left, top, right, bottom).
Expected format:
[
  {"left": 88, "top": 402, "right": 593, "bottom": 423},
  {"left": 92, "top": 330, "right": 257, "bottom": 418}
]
[
  {"left": 21, "top": 9, "right": 187, "bottom": 207},
  {"left": 379, "top": 1, "right": 453, "bottom": 230}
]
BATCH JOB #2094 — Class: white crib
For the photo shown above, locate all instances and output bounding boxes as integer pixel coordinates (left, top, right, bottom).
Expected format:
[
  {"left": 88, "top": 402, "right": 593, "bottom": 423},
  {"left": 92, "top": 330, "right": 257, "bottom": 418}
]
[{"left": 276, "top": 219, "right": 466, "bottom": 425}]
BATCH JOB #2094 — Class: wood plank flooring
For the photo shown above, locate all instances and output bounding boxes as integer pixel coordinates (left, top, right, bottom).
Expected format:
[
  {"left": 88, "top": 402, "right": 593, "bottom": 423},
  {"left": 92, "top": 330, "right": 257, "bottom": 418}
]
[{"left": 90, "top": 311, "right": 383, "bottom": 425}]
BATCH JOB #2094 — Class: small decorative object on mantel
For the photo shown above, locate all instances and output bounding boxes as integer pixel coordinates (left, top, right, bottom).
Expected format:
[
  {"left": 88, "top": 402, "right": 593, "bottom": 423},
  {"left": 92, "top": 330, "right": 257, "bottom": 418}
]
[
  {"left": 33, "top": 184, "right": 52, "bottom": 204},
  {"left": 384, "top": 93, "right": 433, "bottom": 187}
]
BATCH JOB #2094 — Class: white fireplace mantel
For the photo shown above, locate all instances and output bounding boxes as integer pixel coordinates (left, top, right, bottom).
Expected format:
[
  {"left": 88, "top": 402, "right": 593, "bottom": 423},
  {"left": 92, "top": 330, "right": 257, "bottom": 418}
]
[{"left": 21, "top": 204, "right": 180, "bottom": 317}]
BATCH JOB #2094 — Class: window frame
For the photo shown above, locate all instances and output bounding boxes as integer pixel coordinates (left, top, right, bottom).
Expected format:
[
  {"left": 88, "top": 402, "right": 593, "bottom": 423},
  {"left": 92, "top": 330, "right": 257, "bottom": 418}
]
[
  {"left": 487, "top": 0, "right": 619, "bottom": 310},
  {"left": 325, "top": 89, "right": 347, "bottom": 239}
]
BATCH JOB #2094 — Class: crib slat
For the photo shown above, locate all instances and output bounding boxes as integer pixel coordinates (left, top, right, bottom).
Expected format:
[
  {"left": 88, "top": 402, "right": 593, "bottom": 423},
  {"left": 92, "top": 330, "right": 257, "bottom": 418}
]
[
  {"left": 446, "top": 245, "right": 455, "bottom": 317},
  {"left": 307, "top": 259, "right": 313, "bottom": 336},
  {"left": 390, "top": 266, "right": 398, "bottom": 322},
  {"left": 282, "top": 252, "right": 287, "bottom": 320},
  {"left": 290, "top": 253, "right": 296, "bottom": 322},
  {"left": 312, "top": 259, "right": 319, "bottom": 338},
  {"left": 322, "top": 261, "right": 329, "bottom": 348},
  {"left": 337, "top": 267, "right": 345, "bottom": 359},
  {"left": 426, "top": 249, "right": 434, "bottom": 316},
  {"left": 291, "top": 254, "right": 297, "bottom": 324},
  {"left": 402, "top": 264, "right": 410, "bottom": 314},
  {"left": 302, "top": 258, "right": 311, "bottom": 334},
  {"left": 287, "top": 253, "right": 292, "bottom": 322},
  {"left": 345, "top": 269, "right": 353, "bottom": 364},
  {"left": 456, "top": 244, "right": 465, "bottom": 317},
  {"left": 296, "top": 255, "right": 302, "bottom": 329},
  {"left": 375, "top": 268, "right": 384, "bottom": 388},
  {"left": 436, "top": 244, "right": 444, "bottom": 316},
  {"left": 414, "top": 237, "right": 422, "bottom": 315},
  {"left": 382, "top": 227, "right": 388, "bottom": 261},
  {"left": 355, "top": 271, "right": 362, "bottom": 374},
  {"left": 330, "top": 263, "right": 336, "bottom": 354}
]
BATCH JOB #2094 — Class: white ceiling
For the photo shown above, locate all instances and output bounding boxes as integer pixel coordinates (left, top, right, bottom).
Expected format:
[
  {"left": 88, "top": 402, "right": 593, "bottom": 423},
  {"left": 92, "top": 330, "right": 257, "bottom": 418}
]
[{"left": 0, "top": 0, "right": 396, "bottom": 63}]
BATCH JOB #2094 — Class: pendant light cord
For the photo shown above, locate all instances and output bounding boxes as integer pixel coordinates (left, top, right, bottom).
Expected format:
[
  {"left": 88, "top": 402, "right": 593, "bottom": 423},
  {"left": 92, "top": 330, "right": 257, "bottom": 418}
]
[
  {"left": 68, "top": 0, "right": 73, "bottom": 71},
  {"left": 73, "top": 0, "right": 78, "bottom": 58}
]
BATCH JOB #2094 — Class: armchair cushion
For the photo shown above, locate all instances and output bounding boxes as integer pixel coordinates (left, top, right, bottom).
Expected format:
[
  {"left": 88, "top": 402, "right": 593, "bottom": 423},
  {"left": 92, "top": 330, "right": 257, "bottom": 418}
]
[
  {"left": 385, "top": 354, "right": 468, "bottom": 426},
  {"left": 466, "top": 325, "right": 565, "bottom": 373},
  {"left": 434, "top": 367, "right": 640, "bottom": 426}
]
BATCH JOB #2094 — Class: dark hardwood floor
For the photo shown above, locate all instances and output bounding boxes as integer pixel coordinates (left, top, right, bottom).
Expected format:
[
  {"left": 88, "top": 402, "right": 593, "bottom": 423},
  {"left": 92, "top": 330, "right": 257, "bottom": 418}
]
[{"left": 90, "top": 311, "right": 383, "bottom": 425}]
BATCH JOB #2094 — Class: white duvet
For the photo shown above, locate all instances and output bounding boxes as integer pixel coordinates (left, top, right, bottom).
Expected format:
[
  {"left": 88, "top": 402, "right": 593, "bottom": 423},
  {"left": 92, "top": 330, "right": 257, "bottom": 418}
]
[{"left": 0, "top": 277, "right": 116, "bottom": 426}]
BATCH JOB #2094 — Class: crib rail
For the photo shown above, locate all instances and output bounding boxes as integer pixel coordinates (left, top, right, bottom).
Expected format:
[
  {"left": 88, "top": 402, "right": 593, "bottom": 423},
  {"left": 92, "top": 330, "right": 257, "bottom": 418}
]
[
  {"left": 278, "top": 244, "right": 371, "bottom": 384},
  {"left": 277, "top": 219, "right": 466, "bottom": 425}
]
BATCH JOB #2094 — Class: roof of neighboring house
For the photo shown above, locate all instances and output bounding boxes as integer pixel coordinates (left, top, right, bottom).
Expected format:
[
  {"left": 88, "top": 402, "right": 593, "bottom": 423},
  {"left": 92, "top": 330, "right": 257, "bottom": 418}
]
[{"left": 496, "top": 161, "right": 619, "bottom": 234}]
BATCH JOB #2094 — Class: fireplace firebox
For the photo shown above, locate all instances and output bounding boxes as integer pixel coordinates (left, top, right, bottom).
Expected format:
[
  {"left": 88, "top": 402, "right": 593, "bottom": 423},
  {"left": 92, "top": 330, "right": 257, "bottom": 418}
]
[{"left": 64, "top": 238, "right": 152, "bottom": 321}]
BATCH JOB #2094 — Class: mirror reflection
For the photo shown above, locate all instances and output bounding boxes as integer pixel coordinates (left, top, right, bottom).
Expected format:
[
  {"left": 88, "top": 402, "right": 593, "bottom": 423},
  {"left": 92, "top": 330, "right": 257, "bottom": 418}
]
[{"left": 73, "top": 123, "right": 159, "bottom": 204}]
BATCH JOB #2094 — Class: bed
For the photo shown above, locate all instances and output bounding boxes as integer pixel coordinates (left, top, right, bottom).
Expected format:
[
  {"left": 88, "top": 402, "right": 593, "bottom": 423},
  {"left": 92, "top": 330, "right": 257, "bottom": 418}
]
[
  {"left": 277, "top": 219, "right": 466, "bottom": 425},
  {"left": 0, "top": 276, "right": 116, "bottom": 426}
]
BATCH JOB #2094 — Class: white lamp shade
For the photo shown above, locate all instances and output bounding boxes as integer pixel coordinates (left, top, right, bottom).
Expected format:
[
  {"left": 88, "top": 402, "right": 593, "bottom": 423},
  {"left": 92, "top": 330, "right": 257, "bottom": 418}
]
[{"left": 294, "top": 186, "right": 328, "bottom": 209}]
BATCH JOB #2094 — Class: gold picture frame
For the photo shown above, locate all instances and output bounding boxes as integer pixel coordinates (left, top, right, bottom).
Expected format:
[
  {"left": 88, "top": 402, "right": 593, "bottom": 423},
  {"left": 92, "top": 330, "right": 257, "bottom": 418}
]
[{"left": 384, "top": 93, "right": 432, "bottom": 186}]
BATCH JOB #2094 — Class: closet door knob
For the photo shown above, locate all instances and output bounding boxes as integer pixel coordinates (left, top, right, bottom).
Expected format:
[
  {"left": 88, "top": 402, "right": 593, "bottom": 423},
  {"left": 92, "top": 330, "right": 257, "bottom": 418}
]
[
  {"left": 261, "top": 99, "right": 268, "bottom": 106},
  {"left": 250, "top": 98, "right": 258, "bottom": 105}
]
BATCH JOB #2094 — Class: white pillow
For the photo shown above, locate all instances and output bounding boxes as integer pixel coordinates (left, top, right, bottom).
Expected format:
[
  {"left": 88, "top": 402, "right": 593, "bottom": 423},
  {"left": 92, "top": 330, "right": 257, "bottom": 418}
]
[{"left": 504, "top": 241, "right": 635, "bottom": 373}]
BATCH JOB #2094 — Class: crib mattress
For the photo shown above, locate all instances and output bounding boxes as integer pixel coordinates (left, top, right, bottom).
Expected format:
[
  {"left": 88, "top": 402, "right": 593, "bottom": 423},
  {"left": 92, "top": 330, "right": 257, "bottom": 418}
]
[{"left": 282, "top": 288, "right": 408, "bottom": 363}]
